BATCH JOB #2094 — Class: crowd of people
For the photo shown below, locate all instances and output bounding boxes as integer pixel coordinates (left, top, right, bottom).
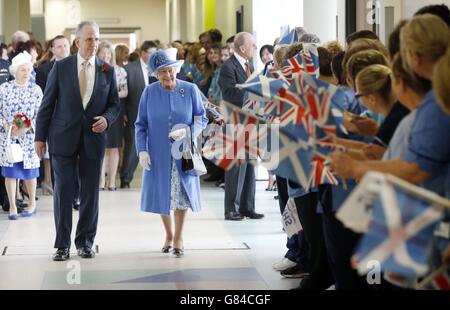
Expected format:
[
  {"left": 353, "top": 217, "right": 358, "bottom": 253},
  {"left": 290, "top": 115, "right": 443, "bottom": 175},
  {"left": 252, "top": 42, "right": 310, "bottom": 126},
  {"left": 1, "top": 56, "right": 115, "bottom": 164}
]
[{"left": 0, "top": 3, "right": 449, "bottom": 290}]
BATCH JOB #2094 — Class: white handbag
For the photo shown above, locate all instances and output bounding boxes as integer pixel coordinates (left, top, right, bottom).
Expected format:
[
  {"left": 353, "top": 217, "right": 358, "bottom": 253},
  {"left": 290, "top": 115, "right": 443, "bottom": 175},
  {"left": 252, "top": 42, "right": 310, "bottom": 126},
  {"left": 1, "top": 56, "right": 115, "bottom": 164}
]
[
  {"left": 6, "top": 126, "right": 23, "bottom": 163},
  {"left": 181, "top": 127, "right": 207, "bottom": 176}
]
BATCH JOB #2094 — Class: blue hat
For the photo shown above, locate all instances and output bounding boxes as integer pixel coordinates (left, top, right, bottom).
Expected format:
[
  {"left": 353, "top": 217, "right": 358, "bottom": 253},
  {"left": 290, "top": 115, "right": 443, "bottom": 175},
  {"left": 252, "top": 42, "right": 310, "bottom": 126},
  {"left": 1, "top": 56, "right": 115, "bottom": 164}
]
[{"left": 148, "top": 48, "right": 184, "bottom": 77}]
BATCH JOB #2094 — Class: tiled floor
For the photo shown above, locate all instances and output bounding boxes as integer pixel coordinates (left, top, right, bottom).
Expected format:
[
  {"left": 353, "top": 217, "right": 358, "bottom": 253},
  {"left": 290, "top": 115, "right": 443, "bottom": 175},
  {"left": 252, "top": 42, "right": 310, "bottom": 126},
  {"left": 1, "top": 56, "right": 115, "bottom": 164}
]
[{"left": 0, "top": 177, "right": 300, "bottom": 290}]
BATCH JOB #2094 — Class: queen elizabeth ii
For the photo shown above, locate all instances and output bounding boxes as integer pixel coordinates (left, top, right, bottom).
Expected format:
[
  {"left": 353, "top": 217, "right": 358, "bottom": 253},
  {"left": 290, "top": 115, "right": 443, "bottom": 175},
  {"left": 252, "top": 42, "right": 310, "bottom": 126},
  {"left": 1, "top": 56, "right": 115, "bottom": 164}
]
[{"left": 135, "top": 48, "right": 208, "bottom": 257}]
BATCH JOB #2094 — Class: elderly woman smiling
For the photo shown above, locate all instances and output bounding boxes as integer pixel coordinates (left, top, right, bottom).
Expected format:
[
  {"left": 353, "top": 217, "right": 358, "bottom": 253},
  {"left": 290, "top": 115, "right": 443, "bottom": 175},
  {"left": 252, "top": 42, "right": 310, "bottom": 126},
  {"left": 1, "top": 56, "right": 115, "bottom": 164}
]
[
  {"left": 135, "top": 48, "right": 208, "bottom": 257},
  {"left": 0, "top": 51, "right": 43, "bottom": 220}
]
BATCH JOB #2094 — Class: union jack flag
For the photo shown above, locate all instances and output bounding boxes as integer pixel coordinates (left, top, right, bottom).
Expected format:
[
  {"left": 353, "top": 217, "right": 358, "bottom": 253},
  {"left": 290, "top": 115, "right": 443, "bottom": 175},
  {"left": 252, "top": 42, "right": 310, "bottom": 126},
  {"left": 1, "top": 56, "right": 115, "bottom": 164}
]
[
  {"left": 202, "top": 102, "right": 275, "bottom": 170},
  {"left": 280, "top": 43, "right": 320, "bottom": 82},
  {"left": 352, "top": 180, "right": 445, "bottom": 279},
  {"left": 417, "top": 264, "right": 450, "bottom": 290},
  {"left": 308, "top": 156, "right": 339, "bottom": 187}
]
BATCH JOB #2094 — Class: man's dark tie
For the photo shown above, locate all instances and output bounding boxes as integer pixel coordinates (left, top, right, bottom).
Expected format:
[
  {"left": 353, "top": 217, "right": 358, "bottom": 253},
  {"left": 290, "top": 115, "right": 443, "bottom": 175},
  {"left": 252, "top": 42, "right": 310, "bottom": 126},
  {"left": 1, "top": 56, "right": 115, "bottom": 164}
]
[{"left": 245, "top": 61, "right": 251, "bottom": 78}]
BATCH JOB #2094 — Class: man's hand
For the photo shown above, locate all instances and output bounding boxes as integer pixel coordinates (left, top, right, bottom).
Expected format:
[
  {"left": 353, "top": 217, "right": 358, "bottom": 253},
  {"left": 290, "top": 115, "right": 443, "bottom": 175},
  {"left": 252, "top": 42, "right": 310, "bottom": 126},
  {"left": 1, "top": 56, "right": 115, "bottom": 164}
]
[
  {"left": 123, "top": 114, "right": 128, "bottom": 126},
  {"left": 35, "top": 141, "right": 46, "bottom": 160},
  {"left": 92, "top": 116, "right": 108, "bottom": 133},
  {"left": 443, "top": 245, "right": 450, "bottom": 264}
]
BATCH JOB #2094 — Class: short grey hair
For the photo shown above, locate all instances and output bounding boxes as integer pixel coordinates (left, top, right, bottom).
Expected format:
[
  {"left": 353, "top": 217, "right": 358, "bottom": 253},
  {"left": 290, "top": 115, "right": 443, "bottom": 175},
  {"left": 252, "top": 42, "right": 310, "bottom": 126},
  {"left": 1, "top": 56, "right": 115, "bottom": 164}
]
[
  {"left": 75, "top": 21, "right": 100, "bottom": 38},
  {"left": 234, "top": 32, "right": 253, "bottom": 51},
  {"left": 11, "top": 31, "right": 30, "bottom": 44}
]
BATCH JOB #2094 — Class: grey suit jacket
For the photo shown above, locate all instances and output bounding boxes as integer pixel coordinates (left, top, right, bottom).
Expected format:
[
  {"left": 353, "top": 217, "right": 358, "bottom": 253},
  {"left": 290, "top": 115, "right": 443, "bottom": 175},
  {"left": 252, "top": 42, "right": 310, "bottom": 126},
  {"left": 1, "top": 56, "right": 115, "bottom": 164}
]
[{"left": 124, "top": 60, "right": 146, "bottom": 125}]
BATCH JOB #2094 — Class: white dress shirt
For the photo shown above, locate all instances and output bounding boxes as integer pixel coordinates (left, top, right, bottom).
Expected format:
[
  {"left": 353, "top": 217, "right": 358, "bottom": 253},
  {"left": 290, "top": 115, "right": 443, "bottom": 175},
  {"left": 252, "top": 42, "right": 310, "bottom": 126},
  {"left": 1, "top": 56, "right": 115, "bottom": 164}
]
[
  {"left": 77, "top": 53, "right": 96, "bottom": 109},
  {"left": 140, "top": 58, "right": 149, "bottom": 86},
  {"left": 233, "top": 52, "right": 249, "bottom": 73}
]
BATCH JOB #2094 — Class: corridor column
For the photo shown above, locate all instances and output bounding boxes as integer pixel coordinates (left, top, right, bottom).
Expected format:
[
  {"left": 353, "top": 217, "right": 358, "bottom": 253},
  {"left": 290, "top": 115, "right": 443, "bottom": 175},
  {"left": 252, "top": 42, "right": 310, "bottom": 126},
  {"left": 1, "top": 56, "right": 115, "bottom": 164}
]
[{"left": 2, "top": 0, "right": 31, "bottom": 44}]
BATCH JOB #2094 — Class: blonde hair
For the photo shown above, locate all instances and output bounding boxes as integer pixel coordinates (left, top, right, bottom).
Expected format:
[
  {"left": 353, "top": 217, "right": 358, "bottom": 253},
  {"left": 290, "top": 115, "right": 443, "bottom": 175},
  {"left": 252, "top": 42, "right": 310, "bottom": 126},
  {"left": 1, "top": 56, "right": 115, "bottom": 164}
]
[
  {"left": 356, "top": 64, "right": 394, "bottom": 109},
  {"left": 115, "top": 44, "right": 129, "bottom": 67},
  {"left": 273, "top": 43, "right": 303, "bottom": 68},
  {"left": 433, "top": 49, "right": 450, "bottom": 114},
  {"left": 401, "top": 14, "right": 450, "bottom": 64},
  {"left": 323, "top": 40, "right": 344, "bottom": 59},
  {"left": 97, "top": 40, "right": 115, "bottom": 65},
  {"left": 346, "top": 49, "right": 389, "bottom": 87}
]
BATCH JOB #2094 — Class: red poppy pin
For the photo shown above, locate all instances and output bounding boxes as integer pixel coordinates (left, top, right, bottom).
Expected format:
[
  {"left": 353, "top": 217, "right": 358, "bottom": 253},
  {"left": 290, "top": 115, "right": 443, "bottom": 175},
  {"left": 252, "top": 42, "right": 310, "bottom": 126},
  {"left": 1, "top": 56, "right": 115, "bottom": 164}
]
[{"left": 100, "top": 63, "right": 109, "bottom": 73}]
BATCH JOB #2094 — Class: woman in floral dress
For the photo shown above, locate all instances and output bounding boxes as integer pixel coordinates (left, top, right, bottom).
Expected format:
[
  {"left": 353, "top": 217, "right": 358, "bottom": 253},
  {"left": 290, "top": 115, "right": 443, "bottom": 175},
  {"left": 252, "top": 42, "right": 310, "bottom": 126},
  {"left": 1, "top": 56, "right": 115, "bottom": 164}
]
[{"left": 0, "top": 51, "right": 42, "bottom": 220}]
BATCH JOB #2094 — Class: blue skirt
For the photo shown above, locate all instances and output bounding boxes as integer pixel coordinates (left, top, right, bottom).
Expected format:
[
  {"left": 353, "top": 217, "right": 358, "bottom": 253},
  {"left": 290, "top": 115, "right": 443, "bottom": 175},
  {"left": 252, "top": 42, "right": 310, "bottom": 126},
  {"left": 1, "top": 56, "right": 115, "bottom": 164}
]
[{"left": 1, "top": 162, "right": 39, "bottom": 180}]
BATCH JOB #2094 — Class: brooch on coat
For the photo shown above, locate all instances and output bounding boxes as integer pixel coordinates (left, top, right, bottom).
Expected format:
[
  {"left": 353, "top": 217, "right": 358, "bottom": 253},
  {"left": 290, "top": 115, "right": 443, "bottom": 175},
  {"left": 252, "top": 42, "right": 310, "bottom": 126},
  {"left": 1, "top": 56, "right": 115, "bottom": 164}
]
[{"left": 179, "top": 88, "right": 185, "bottom": 97}]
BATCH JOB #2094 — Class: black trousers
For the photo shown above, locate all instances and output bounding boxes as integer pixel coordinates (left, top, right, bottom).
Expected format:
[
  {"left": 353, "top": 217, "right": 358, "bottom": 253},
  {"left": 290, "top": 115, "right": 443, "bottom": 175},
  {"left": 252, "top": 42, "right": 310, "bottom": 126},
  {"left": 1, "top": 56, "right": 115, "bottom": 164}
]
[
  {"left": 51, "top": 144, "right": 102, "bottom": 250},
  {"left": 294, "top": 192, "right": 333, "bottom": 289},
  {"left": 319, "top": 185, "right": 371, "bottom": 290},
  {"left": 121, "top": 123, "right": 138, "bottom": 184}
]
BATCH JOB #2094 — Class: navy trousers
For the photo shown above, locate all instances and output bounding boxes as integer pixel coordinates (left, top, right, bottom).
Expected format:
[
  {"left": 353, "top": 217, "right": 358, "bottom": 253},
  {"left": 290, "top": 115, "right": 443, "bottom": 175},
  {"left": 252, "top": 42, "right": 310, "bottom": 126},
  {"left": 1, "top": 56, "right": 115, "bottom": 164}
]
[{"left": 51, "top": 143, "right": 102, "bottom": 250}]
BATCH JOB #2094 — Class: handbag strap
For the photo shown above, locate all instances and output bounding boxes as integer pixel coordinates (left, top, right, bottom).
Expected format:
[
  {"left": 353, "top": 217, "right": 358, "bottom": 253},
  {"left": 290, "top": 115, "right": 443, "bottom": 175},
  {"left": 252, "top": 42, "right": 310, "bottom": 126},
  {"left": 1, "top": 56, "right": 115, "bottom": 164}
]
[{"left": 6, "top": 126, "right": 12, "bottom": 146}]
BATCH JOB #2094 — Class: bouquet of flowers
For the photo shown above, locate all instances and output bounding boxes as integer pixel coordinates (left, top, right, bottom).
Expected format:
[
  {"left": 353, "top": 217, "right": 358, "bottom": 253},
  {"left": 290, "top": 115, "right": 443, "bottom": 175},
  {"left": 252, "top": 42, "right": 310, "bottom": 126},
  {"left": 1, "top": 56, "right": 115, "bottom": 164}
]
[{"left": 13, "top": 114, "right": 31, "bottom": 129}]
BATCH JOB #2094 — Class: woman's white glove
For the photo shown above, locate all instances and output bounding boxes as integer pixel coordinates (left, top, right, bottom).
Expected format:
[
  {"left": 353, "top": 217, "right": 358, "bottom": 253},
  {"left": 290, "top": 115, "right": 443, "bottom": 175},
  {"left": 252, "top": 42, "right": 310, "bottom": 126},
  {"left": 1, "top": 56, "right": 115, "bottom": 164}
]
[
  {"left": 139, "top": 151, "right": 151, "bottom": 170},
  {"left": 169, "top": 127, "right": 189, "bottom": 141}
]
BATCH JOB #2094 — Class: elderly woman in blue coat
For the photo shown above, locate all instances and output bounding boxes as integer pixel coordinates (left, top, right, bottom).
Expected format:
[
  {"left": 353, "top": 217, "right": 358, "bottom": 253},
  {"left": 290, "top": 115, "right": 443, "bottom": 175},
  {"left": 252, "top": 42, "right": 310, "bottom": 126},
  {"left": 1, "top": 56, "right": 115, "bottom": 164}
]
[{"left": 135, "top": 49, "right": 208, "bottom": 257}]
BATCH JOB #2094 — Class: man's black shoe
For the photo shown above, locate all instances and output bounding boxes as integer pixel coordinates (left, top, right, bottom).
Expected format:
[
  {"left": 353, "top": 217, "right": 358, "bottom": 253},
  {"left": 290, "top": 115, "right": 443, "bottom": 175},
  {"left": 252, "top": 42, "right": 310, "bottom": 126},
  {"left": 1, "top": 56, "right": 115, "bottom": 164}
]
[
  {"left": 224, "top": 212, "right": 244, "bottom": 221},
  {"left": 241, "top": 212, "right": 264, "bottom": 219},
  {"left": 77, "top": 247, "right": 95, "bottom": 258},
  {"left": 204, "top": 174, "right": 221, "bottom": 182},
  {"left": 120, "top": 181, "right": 130, "bottom": 189},
  {"left": 52, "top": 248, "right": 70, "bottom": 261}
]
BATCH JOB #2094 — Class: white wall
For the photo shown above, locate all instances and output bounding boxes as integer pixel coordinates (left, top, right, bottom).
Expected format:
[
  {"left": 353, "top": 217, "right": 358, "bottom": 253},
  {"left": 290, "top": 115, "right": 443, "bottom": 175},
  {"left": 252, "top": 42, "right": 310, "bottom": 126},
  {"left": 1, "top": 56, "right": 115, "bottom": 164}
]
[
  {"left": 215, "top": 0, "right": 253, "bottom": 43},
  {"left": 44, "top": 0, "right": 67, "bottom": 39},
  {"left": 185, "top": 0, "right": 204, "bottom": 42},
  {"left": 44, "top": 0, "right": 169, "bottom": 44},
  {"left": 402, "top": 0, "right": 450, "bottom": 18},
  {"left": 0, "top": 0, "right": 3, "bottom": 39},
  {"left": 303, "top": 0, "right": 338, "bottom": 44},
  {"left": 252, "top": 0, "right": 303, "bottom": 71}
]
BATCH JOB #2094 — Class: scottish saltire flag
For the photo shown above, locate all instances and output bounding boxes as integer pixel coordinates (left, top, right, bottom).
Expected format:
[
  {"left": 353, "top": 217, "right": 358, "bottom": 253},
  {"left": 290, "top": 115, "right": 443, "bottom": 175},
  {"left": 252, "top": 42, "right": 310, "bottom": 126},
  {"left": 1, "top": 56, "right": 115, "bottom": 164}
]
[
  {"left": 417, "top": 264, "right": 450, "bottom": 290},
  {"left": 352, "top": 180, "right": 445, "bottom": 279},
  {"left": 237, "top": 74, "right": 289, "bottom": 102},
  {"left": 278, "top": 25, "right": 298, "bottom": 45},
  {"left": 280, "top": 43, "right": 320, "bottom": 82},
  {"left": 262, "top": 124, "right": 313, "bottom": 189}
]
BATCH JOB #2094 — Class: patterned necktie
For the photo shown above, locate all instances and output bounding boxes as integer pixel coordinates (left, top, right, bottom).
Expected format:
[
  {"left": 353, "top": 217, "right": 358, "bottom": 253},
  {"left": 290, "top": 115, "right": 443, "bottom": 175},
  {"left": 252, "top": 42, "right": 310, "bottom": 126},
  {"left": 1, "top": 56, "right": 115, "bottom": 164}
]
[
  {"left": 79, "top": 60, "right": 89, "bottom": 103},
  {"left": 245, "top": 61, "right": 251, "bottom": 78}
]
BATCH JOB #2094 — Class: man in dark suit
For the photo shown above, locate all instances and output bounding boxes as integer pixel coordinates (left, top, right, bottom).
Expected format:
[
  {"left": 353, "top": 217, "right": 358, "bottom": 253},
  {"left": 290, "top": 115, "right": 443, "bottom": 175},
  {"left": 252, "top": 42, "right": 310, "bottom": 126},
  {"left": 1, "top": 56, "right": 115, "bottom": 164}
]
[
  {"left": 35, "top": 21, "right": 120, "bottom": 261},
  {"left": 218, "top": 32, "right": 263, "bottom": 221},
  {"left": 36, "top": 35, "right": 70, "bottom": 92},
  {"left": 120, "top": 40, "right": 157, "bottom": 188}
]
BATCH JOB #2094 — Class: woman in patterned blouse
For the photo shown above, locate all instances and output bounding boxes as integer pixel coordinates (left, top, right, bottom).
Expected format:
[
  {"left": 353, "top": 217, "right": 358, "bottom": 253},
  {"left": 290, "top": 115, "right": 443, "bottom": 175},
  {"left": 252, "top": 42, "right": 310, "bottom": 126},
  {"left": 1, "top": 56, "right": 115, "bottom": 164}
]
[
  {"left": 97, "top": 41, "right": 128, "bottom": 191},
  {"left": 0, "top": 51, "right": 43, "bottom": 220}
]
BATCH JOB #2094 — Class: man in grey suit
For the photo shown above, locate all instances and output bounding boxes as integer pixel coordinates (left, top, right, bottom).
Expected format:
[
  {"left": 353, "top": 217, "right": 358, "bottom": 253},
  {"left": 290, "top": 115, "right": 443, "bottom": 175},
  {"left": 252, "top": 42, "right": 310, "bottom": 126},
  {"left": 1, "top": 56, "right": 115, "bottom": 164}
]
[
  {"left": 35, "top": 21, "right": 120, "bottom": 261},
  {"left": 218, "top": 32, "right": 264, "bottom": 221},
  {"left": 120, "top": 41, "right": 158, "bottom": 188}
]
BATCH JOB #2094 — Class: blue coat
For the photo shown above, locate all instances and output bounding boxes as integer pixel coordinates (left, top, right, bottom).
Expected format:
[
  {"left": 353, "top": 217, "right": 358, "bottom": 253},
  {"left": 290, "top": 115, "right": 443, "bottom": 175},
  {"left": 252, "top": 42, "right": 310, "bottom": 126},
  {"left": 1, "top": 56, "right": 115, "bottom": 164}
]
[{"left": 135, "top": 80, "right": 208, "bottom": 215}]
